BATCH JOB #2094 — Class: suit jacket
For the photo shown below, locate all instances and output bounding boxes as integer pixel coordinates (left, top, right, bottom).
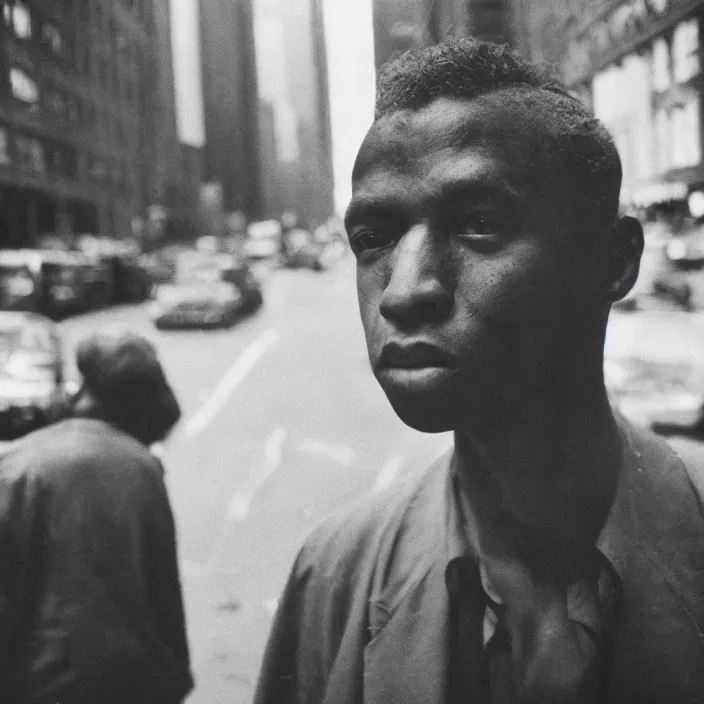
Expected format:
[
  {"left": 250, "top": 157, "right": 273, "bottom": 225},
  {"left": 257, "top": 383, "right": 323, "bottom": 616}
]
[
  {"left": 254, "top": 420, "right": 704, "bottom": 704},
  {"left": 0, "top": 418, "right": 193, "bottom": 704}
]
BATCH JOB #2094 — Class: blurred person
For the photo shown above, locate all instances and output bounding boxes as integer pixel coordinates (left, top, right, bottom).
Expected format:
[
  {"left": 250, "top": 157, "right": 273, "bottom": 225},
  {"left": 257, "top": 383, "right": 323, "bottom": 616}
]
[
  {"left": 255, "top": 39, "right": 704, "bottom": 703},
  {"left": 0, "top": 329, "right": 192, "bottom": 704}
]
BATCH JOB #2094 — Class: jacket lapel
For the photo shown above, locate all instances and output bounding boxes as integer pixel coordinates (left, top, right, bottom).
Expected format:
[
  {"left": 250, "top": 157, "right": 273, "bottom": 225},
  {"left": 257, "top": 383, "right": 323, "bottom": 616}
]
[
  {"left": 363, "top": 561, "right": 450, "bottom": 704},
  {"left": 362, "top": 454, "right": 456, "bottom": 704}
]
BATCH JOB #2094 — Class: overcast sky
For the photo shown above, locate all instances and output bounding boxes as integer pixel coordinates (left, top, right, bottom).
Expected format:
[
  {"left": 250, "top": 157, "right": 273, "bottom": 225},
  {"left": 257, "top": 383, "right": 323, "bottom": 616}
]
[{"left": 322, "top": 0, "right": 376, "bottom": 215}]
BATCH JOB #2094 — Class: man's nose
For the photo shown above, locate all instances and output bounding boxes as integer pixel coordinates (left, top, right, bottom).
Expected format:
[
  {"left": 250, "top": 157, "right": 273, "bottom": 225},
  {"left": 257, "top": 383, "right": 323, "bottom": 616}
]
[{"left": 379, "top": 224, "right": 453, "bottom": 328}]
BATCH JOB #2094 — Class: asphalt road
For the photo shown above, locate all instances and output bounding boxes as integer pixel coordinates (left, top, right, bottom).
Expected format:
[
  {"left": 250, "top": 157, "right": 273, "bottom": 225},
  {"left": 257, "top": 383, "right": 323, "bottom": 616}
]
[{"left": 57, "top": 259, "right": 452, "bottom": 704}]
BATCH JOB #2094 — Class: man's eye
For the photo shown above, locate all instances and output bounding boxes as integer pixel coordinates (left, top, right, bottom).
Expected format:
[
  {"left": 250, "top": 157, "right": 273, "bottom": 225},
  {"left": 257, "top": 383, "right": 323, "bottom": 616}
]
[
  {"left": 457, "top": 216, "right": 502, "bottom": 249},
  {"left": 349, "top": 230, "right": 395, "bottom": 255}
]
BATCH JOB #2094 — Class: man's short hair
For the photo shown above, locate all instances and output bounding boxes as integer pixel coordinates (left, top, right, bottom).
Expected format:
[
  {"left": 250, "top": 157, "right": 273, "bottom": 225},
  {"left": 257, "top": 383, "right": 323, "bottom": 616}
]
[{"left": 375, "top": 38, "right": 622, "bottom": 231}]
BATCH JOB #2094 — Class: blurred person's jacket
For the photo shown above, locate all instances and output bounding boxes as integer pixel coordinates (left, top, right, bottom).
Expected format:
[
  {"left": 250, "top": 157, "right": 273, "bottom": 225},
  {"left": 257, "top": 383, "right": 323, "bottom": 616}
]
[{"left": 0, "top": 330, "right": 192, "bottom": 704}]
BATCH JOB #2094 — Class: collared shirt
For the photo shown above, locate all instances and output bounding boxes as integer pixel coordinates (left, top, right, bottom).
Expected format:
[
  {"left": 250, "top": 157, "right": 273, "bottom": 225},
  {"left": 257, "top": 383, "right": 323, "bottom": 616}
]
[{"left": 445, "top": 434, "right": 628, "bottom": 702}]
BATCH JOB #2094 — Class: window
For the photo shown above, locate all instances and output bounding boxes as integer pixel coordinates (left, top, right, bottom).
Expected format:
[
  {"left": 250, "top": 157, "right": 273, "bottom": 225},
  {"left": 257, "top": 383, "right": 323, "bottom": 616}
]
[
  {"left": 12, "top": 1, "right": 31, "bottom": 39},
  {"left": 672, "top": 96, "right": 701, "bottom": 168},
  {"left": 44, "top": 85, "right": 68, "bottom": 120},
  {"left": 15, "top": 135, "right": 45, "bottom": 172},
  {"left": 673, "top": 18, "right": 699, "bottom": 84},
  {"left": 655, "top": 107, "right": 671, "bottom": 173},
  {"left": 10, "top": 67, "right": 39, "bottom": 106},
  {"left": 41, "top": 23, "right": 64, "bottom": 58},
  {"left": 0, "top": 127, "right": 10, "bottom": 165},
  {"left": 652, "top": 37, "right": 670, "bottom": 92}
]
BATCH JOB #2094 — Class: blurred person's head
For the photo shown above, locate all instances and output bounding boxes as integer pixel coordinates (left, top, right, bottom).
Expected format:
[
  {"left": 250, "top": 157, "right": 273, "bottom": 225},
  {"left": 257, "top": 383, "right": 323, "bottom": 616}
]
[
  {"left": 345, "top": 38, "right": 643, "bottom": 433},
  {"left": 72, "top": 328, "right": 181, "bottom": 446}
]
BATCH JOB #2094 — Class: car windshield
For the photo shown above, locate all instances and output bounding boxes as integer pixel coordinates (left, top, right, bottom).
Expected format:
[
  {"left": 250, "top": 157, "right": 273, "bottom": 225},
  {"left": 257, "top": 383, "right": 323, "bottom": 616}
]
[{"left": 175, "top": 253, "right": 222, "bottom": 286}]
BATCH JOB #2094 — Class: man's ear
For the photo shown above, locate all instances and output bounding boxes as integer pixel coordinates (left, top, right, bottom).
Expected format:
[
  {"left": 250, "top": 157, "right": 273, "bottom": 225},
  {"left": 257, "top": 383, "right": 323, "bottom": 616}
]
[{"left": 604, "top": 215, "right": 644, "bottom": 301}]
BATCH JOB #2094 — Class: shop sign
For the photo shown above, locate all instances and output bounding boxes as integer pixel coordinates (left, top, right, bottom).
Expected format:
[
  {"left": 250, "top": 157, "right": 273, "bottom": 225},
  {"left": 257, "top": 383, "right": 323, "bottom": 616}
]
[{"left": 565, "top": 0, "right": 679, "bottom": 81}]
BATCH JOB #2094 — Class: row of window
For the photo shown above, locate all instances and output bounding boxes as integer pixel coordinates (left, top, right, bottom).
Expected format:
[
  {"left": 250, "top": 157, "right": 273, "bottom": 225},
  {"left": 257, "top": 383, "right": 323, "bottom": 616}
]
[
  {"left": 652, "top": 18, "right": 700, "bottom": 91},
  {"left": 0, "top": 124, "right": 136, "bottom": 192},
  {"left": 3, "top": 1, "right": 72, "bottom": 62},
  {"left": 7, "top": 64, "right": 140, "bottom": 145},
  {"left": 591, "top": 15, "right": 703, "bottom": 189},
  {"left": 2, "top": 0, "right": 151, "bottom": 105}
]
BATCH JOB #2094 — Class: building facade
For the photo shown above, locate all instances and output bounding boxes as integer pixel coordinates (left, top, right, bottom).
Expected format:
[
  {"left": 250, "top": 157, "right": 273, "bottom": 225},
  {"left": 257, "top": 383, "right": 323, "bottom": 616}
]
[
  {"left": 254, "top": 0, "right": 334, "bottom": 230},
  {"left": 198, "top": 0, "right": 261, "bottom": 221},
  {"left": 372, "top": 0, "right": 515, "bottom": 70},
  {"left": 0, "top": 0, "right": 180, "bottom": 248},
  {"left": 514, "top": 0, "right": 704, "bottom": 212}
]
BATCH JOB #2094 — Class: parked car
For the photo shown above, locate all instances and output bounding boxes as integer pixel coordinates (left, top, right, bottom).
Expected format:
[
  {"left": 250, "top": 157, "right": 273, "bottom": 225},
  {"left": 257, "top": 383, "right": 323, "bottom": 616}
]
[
  {"left": 0, "top": 249, "right": 101, "bottom": 318},
  {"left": 605, "top": 310, "right": 704, "bottom": 434},
  {"left": 281, "top": 228, "right": 326, "bottom": 271},
  {"left": 245, "top": 220, "right": 282, "bottom": 260},
  {"left": 40, "top": 250, "right": 103, "bottom": 317},
  {"left": 666, "top": 226, "right": 704, "bottom": 270},
  {"left": 0, "top": 311, "right": 70, "bottom": 440},
  {"left": 217, "top": 254, "right": 263, "bottom": 314},
  {"left": 150, "top": 250, "right": 262, "bottom": 329},
  {"left": 76, "top": 235, "right": 150, "bottom": 304},
  {"left": 605, "top": 356, "right": 704, "bottom": 433}
]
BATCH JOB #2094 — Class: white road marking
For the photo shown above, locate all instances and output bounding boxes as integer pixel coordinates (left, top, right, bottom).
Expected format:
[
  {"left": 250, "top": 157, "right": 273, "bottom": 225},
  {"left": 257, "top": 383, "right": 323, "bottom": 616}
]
[
  {"left": 184, "top": 328, "right": 279, "bottom": 437},
  {"left": 297, "top": 438, "right": 355, "bottom": 466},
  {"left": 225, "top": 427, "right": 288, "bottom": 521},
  {"left": 372, "top": 453, "right": 404, "bottom": 493}
]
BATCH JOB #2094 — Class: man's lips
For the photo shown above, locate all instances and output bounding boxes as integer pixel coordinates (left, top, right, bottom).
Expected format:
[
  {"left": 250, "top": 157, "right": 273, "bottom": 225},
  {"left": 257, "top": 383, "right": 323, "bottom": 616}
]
[{"left": 379, "top": 341, "right": 460, "bottom": 369}]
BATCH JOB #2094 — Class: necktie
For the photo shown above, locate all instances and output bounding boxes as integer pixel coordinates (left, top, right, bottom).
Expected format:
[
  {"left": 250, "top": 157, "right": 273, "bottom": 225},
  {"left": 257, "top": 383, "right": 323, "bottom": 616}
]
[
  {"left": 482, "top": 551, "right": 620, "bottom": 704},
  {"left": 447, "top": 559, "right": 488, "bottom": 703}
]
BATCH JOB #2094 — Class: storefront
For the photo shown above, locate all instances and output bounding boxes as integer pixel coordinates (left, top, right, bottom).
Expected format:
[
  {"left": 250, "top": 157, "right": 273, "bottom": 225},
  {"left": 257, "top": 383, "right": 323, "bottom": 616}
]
[{"left": 562, "top": 0, "right": 704, "bottom": 220}]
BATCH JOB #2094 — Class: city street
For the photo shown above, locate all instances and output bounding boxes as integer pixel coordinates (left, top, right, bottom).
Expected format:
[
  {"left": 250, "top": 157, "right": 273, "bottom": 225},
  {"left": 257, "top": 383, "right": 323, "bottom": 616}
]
[{"left": 57, "top": 258, "right": 453, "bottom": 704}]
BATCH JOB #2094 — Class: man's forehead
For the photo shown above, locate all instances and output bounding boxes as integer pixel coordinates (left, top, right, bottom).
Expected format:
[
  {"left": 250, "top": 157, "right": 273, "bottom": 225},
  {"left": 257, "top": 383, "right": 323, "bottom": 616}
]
[{"left": 353, "top": 93, "right": 554, "bottom": 187}]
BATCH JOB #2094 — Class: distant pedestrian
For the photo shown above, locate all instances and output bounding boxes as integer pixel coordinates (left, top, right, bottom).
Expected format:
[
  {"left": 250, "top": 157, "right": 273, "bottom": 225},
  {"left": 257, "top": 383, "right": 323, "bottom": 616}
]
[{"left": 0, "top": 329, "right": 192, "bottom": 704}]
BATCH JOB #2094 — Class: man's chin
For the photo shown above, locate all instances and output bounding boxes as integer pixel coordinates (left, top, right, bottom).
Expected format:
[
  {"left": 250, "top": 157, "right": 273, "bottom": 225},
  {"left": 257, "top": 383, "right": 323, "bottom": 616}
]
[{"left": 382, "top": 388, "right": 458, "bottom": 433}]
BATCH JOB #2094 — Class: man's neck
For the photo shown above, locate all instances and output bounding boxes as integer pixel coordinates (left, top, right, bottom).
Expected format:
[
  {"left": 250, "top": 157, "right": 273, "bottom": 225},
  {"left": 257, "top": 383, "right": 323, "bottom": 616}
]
[{"left": 453, "top": 381, "right": 622, "bottom": 560}]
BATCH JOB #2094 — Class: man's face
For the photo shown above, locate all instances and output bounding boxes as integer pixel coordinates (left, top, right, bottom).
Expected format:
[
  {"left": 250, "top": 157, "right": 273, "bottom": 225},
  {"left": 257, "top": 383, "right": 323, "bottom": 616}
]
[{"left": 345, "top": 94, "right": 615, "bottom": 433}]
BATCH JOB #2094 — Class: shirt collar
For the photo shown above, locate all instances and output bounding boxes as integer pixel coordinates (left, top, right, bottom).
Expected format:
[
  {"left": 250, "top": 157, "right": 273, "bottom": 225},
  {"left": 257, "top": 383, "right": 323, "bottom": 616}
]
[{"left": 443, "top": 421, "right": 635, "bottom": 583}]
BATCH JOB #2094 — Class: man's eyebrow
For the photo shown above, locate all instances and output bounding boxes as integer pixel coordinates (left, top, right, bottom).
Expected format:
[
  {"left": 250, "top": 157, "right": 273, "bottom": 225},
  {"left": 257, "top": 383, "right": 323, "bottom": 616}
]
[
  {"left": 344, "top": 195, "right": 405, "bottom": 228},
  {"left": 344, "top": 175, "right": 526, "bottom": 229}
]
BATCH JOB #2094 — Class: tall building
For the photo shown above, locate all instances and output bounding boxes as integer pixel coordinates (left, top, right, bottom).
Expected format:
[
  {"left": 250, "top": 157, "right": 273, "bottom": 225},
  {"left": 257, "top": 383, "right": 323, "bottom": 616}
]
[
  {"left": 372, "top": 0, "right": 515, "bottom": 69},
  {"left": 0, "top": 0, "right": 180, "bottom": 248},
  {"left": 513, "top": 0, "right": 704, "bottom": 212},
  {"left": 199, "top": 0, "right": 260, "bottom": 219},
  {"left": 254, "top": 0, "right": 334, "bottom": 230}
]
